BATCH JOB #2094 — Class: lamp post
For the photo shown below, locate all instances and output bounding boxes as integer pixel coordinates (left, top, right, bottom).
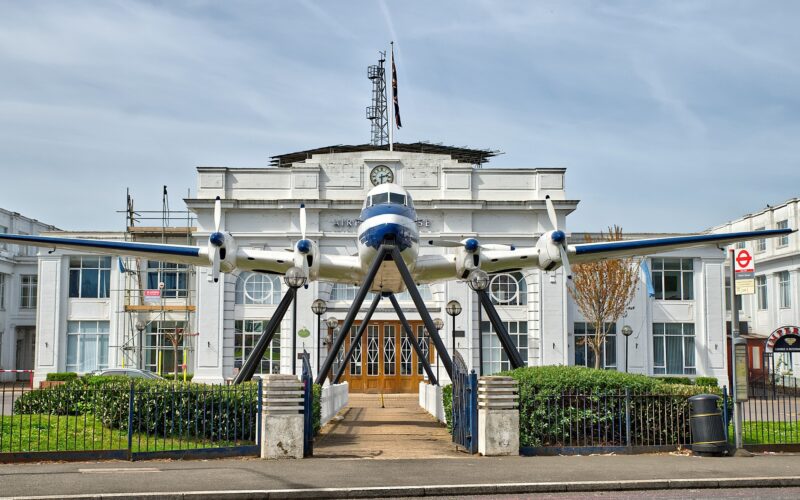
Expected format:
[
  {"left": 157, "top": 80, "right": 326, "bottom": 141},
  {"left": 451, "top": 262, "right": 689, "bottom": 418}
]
[
  {"left": 467, "top": 270, "right": 490, "bottom": 373},
  {"left": 621, "top": 325, "right": 633, "bottom": 373},
  {"left": 325, "top": 316, "right": 339, "bottom": 382},
  {"left": 284, "top": 267, "right": 307, "bottom": 375},
  {"left": 311, "top": 299, "right": 327, "bottom": 376},
  {"left": 135, "top": 320, "right": 146, "bottom": 370},
  {"left": 433, "top": 317, "right": 444, "bottom": 381},
  {"left": 446, "top": 300, "right": 462, "bottom": 363}
]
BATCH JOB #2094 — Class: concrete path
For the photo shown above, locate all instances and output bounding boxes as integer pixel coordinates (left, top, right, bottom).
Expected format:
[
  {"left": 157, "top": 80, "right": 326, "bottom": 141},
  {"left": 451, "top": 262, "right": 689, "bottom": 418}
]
[{"left": 313, "top": 393, "right": 465, "bottom": 459}]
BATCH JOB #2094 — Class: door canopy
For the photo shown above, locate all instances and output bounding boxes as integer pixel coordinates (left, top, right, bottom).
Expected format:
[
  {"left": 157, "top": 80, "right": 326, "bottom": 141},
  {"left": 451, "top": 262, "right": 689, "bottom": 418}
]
[{"left": 766, "top": 325, "right": 800, "bottom": 353}]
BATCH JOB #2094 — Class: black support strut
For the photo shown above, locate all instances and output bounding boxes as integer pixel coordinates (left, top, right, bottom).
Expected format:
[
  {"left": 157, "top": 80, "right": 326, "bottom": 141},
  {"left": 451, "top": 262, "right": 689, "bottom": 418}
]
[
  {"left": 476, "top": 289, "right": 525, "bottom": 369},
  {"left": 390, "top": 246, "right": 453, "bottom": 380},
  {"left": 233, "top": 286, "right": 297, "bottom": 384},
  {"left": 315, "top": 246, "right": 389, "bottom": 384},
  {"left": 388, "top": 293, "right": 438, "bottom": 385},
  {"left": 333, "top": 293, "right": 382, "bottom": 384}
]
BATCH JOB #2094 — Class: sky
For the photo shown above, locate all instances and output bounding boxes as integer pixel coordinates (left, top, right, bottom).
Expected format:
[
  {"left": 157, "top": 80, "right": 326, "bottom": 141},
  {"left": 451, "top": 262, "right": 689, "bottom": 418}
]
[{"left": 1, "top": 0, "right": 798, "bottom": 233}]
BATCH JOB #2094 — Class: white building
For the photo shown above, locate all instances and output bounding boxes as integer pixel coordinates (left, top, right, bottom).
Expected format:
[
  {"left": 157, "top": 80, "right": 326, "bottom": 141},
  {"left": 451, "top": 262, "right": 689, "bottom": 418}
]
[
  {"left": 711, "top": 197, "right": 800, "bottom": 375},
  {"left": 0, "top": 208, "right": 58, "bottom": 382},
  {"left": 31, "top": 145, "right": 732, "bottom": 388}
]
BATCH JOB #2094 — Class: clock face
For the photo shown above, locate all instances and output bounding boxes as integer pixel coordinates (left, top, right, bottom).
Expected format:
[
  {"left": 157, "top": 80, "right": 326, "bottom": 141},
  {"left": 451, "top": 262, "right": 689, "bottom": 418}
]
[{"left": 370, "top": 165, "right": 394, "bottom": 186}]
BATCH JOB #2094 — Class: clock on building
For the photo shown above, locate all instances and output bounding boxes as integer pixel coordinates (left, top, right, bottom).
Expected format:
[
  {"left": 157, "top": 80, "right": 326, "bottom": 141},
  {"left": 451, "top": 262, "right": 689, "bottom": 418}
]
[{"left": 369, "top": 165, "right": 394, "bottom": 185}]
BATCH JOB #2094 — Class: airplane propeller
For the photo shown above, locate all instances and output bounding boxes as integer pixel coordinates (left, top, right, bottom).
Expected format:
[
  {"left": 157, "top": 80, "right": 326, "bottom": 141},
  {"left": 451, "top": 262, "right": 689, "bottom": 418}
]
[
  {"left": 545, "top": 195, "right": 572, "bottom": 280},
  {"left": 208, "top": 196, "right": 225, "bottom": 283},
  {"left": 296, "top": 203, "right": 312, "bottom": 254}
]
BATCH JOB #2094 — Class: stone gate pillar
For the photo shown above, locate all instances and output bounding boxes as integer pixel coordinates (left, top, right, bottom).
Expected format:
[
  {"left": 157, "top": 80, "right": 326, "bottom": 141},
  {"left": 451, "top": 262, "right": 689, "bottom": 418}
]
[
  {"left": 477, "top": 376, "right": 519, "bottom": 456},
  {"left": 261, "top": 374, "right": 304, "bottom": 459}
]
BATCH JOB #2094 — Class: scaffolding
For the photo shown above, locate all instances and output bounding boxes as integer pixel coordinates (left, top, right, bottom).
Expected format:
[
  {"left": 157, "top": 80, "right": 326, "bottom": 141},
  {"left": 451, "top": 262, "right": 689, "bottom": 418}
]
[{"left": 114, "top": 186, "right": 198, "bottom": 376}]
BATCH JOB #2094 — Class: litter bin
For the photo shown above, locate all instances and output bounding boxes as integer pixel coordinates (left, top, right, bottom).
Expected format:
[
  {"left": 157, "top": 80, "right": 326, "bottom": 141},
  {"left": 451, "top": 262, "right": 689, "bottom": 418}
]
[{"left": 688, "top": 394, "right": 727, "bottom": 456}]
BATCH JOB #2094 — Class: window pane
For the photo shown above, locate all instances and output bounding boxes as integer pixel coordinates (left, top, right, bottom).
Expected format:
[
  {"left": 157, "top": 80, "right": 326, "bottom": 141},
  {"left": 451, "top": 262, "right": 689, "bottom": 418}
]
[
  {"left": 372, "top": 193, "right": 389, "bottom": 204},
  {"left": 69, "top": 270, "right": 81, "bottom": 297},
  {"left": 666, "top": 336, "right": 683, "bottom": 374},
  {"left": 81, "top": 269, "right": 99, "bottom": 298},
  {"left": 389, "top": 193, "right": 405, "bottom": 205}
]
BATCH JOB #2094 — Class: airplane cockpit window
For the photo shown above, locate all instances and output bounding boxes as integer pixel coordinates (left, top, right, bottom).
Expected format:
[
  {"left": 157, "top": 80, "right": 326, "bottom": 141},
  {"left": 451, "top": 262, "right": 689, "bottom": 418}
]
[
  {"left": 389, "top": 193, "right": 406, "bottom": 205},
  {"left": 372, "top": 193, "right": 390, "bottom": 205}
]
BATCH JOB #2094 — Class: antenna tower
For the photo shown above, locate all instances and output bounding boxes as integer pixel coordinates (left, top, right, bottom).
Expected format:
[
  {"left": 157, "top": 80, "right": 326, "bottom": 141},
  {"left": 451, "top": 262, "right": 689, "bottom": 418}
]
[{"left": 366, "top": 52, "right": 389, "bottom": 146}]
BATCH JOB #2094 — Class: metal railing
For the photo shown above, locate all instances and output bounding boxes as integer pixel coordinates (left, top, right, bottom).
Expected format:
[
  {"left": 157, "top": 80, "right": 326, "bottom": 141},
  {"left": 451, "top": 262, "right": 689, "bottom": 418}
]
[
  {"left": 520, "top": 388, "right": 694, "bottom": 452},
  {"left": 738, "top": 375, "right": 800, "bottom": 447},
  {"left": 1, "top": 382, "right": 261, "bottom": 462},
  {"left": 300, "top": 351, "right": 314, "bottom": 457},
  {"left": 451, "top": 352, "right": 478, "bottom": 454}
]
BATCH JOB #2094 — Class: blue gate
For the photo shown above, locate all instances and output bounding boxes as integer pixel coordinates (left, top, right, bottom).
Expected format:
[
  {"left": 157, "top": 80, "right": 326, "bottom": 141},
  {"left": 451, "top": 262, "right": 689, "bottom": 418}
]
[
  {"left": 451, "top": 351, "right": 478, "bottom": 454},
  {"left": 300, "top": 351, "right": 314, "bottom": 457}
]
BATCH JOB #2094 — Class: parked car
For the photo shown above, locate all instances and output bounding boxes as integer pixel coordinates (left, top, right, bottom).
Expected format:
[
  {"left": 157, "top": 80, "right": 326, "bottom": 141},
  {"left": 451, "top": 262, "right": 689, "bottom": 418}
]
[{"left": 91, "top": 368, "right": 163, "bottom": 380}]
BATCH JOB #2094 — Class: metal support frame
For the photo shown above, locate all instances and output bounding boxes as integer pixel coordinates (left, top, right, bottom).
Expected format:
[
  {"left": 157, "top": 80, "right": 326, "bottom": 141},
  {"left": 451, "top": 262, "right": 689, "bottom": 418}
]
[
  {"left": 388, "top": 293, "right": 438, "bottom": 385},
  {"left": 333, "top": 293, "right": 382, "bottom": 383},
  {"left": 316, "top": 246, "right": 389, "bottom": 384},
  {"left": 233, "top": 287, "right": 297, "bottom": 384},
  {"left": 389, "top": 246, "right": 453, "bottom": 379},
  {"left": 476, "top": 289, "right": 525, "bottom": 369}
]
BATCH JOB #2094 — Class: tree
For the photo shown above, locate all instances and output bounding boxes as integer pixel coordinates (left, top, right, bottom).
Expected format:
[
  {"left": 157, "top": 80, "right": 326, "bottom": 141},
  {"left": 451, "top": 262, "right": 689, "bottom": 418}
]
[{"left": 568, "top": 226, "right": 640, "bottom": 369}]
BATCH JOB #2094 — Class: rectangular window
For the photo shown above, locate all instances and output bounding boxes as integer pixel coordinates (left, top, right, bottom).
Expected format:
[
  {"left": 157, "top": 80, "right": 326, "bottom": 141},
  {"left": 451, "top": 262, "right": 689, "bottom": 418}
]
[
  {"left": 653, "top": 323, "right": 695, "bottom": 375},
  {"left": 144, "top": 321, "right": 188, "bottom": 374},
  {"left": 66, "top": 321, "right": 109, "bottom": 373},
  {"left": 573, "top": 322, "right": 617, "bottom": 370},
  {"left": 69, "top": 256, "right": 111, "bottom": 298},
  {"left": 367, "top": 325, "right": 379, "bottom": 376},
  {"left": 416, "top": 325, "right": 432, "bottom": 375},
  {"left": 234, "top": 320, "right": 280, "bottom": 375},
  {"left": 778, "top": 271, "right": 791, "bottom": 308},
  {"left": 0, "top": 273, "right": 5, "bottom": 309},
  {"left": 349, "top": 326, "right": 361, "bottom": 376},
  {"left": 481, "top": 321, "right": 528, "bottom": 375},
  {"left": 383, "top": 325, "right": 396, "bottom": 376},
  {"left": 755, "top": 227, "right": 766, "bottom": 252},
  {"left": 735, "top": 241, "right": 746, "bottom": 249},
  {"left": 756, "top": 275, "right": 768, "bottom": 310},
  {"left": 20, "top": 275, "right": 37, "bottom": 308},
  {"left": 777, "top": 220, "right": 789, "bottom": 247},
  {"left": 147, "top": 261, "right": 188, "bottom": 298},
  {"left": 651, "top": 258, "right": 694, "bottom": 300}
]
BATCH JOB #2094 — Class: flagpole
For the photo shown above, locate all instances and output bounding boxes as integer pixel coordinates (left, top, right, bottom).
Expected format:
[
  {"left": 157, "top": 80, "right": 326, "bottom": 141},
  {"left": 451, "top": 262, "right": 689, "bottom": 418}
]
[{"left": 389, "top": 42, "right": 394, "bottom": 152}]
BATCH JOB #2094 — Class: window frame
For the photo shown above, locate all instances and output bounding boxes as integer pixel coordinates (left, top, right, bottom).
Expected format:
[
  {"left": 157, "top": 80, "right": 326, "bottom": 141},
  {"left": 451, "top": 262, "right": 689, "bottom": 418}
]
[
  {"left": 146, "top": 261, "right": 189, "bottom": 298},
  {"left": 778, "top": 271, "right": 791, "bottom": 309},
  {"left": 651, "top": 258, "right": 694, "bottom": 301},
  {"left": 652, "top": 322, "right": 696, "bottom": 375},
  {"left": 777, "top": 220, "right": 789, "bottom": 247},
  {"left": 573, "top": 322, "right": 617, "bottom": 370},
  {"left": 20, "top": 274, "right": 37, "bottom": 309},
  {"left": 755, "top": 227, "right": 767, "bottom": 253},
  {"left": 756, "top": 275, "right": 768, "bottom": 310},
  {"left": 481, "top": 320, "right": 529, "bottom": 375},
  {"left": 234, "top": 319, "right": 281, "bottom": 375},
  {"left": 68, "top": 256, "right": 112, "bottom": 299},
  {"left": 488, "top": 272, "right": 527, "bottom": 306},
  {"left": 235, "top": 272, "right": 282, "bottom": 305},
  {"left": 66, "top": 320, "right": 110, "bottom": 373}
]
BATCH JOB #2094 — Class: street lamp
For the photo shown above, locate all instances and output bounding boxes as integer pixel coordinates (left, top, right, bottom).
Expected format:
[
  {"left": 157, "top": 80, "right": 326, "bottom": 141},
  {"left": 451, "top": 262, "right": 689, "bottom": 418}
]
[
  {"left": 283, "top": 267, "right": 307, "bottom": 289},
  {"left": 135, "top": 320, "right": 146, "bottom": 370},
  {"left": 467, "top": 270, "right": 490, "bottom": 291},
  {"left": 284, "top": 267, "right": 306, "bottom": 375},
  {"left": 325, "top": 316, "right": 339, "bottom": 382},
  {"left": 311, "top": 299, "right": 327, "bottom": 374},
  {"left": 446, "top": 300, "right": 462, "bottom": 361},
  {"left": 621, "top": 325, "right": 633, "bottom": 373},
  {"left": 433, "top": 318, "right": 444, "bottom": 381}
]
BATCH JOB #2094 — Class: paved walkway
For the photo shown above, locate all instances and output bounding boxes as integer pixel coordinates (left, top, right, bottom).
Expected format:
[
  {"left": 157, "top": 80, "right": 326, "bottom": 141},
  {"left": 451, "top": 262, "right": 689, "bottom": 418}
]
[{"left": 313, "top": 393, "right": 465, "bottom": 459}]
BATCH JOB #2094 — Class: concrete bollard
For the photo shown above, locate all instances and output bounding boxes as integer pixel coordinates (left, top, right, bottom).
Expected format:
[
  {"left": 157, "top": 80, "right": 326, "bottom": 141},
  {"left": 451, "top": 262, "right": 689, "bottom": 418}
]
[
  {"left": 477, "top": 376, "right": 519, "bottom": 456},
  {"left": 261, "top": 374, "right": 305, "bottom": 459}
]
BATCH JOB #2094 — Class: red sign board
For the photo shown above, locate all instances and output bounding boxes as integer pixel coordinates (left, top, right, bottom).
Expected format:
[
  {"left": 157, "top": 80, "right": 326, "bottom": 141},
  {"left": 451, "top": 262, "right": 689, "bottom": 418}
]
[{"left": 734, "top": 249, "right": 754, "bottom": 272}]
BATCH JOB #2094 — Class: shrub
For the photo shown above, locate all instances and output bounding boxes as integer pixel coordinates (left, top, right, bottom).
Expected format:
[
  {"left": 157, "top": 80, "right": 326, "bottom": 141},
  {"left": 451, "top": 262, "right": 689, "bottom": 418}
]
[
  {"left": 45, "top": 372, "right": 78, "bottom": 382},
  {"left": 14, "top": 377, "right": 260, "bottom": 442},
  {"left": 502, "top": 365, "right": 720, "bottom": 448},
  {"left": 695, "top": 377, "right": 719, "bottom": 387},
  {"left": 312, "top": 384, "right": 322, "bottom": 435},
  {"left": 442, "top": 384, "right": 453, "bottom": 433},
  {"left": 160, "top": 373, "right": 195, "bottom": 382},
  {"left": 654, "top": 376, "right": 694, "bottom": 386}
]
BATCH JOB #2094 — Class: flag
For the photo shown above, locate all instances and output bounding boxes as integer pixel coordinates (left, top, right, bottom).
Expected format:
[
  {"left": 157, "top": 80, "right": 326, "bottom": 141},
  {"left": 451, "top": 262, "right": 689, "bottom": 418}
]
[
  {"left": 640, "top": 259, "right": 655, "bottom": 298},
  {"left": 391, "top": 46, "right": 402, "bottom": 128}
]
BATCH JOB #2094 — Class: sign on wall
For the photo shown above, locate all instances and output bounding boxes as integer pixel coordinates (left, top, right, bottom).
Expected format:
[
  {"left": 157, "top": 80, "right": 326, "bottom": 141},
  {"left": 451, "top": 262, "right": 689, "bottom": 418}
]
[{"left": 733, "top": 248, "right": 755, "bottom": 295}]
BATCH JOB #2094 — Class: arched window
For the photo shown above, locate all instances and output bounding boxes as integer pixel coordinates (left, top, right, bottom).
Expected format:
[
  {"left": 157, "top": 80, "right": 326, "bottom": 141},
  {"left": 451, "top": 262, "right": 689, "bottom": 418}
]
[
  {"left": 235, "top": 272, "right": 282, "bottom": 305},
  {"left": 489, "top": 272, "right": 527, "bottom": 306}
]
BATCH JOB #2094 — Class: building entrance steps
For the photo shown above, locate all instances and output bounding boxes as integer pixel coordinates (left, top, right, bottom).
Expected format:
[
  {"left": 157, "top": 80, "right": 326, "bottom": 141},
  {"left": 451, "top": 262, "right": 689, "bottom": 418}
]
[{"left": 313, "top": 393, "right": 466, "bottom": 459}]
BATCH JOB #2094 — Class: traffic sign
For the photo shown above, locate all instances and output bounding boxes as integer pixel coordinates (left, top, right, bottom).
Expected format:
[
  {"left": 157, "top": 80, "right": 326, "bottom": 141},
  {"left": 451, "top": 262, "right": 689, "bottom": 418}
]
[{"left": 733, "top": 248, "right": 755, "bottom": 295}]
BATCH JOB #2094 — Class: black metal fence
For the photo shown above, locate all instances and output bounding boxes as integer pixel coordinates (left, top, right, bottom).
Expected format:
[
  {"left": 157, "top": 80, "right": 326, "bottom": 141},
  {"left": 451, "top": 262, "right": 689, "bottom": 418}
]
[
  {"left": 0, "top": 382, "right": 261, "bottom": 462},
  {"left": 519, "top": 388, "right": 696, "bottom": 454},
  {"left": 451, "top": 352, "right": 478, "bottom": 454},
  {"left": 738, "top": 374, "right": 800, "bottom": 449}
]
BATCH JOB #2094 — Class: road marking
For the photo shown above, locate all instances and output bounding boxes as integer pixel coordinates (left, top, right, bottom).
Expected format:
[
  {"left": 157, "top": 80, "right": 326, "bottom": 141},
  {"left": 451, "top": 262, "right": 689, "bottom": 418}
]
[{"left": 78, "top": 467, "right": 160, "bottom": 474}]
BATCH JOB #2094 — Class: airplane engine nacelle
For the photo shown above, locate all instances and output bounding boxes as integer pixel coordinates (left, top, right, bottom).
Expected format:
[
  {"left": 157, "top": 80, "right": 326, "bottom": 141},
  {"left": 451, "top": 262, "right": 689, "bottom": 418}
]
[
  {"left": 536, "top": 231, "right": 562, "bottom": 271},
  {"left": 218, "top": 233, "right": 238, "bottom": 273},
  {"left": 455, "top": 246, "right": 481, "bottom": 280},
  {"left": 294, "top": 239, "right": 320, "bottom": 281}
]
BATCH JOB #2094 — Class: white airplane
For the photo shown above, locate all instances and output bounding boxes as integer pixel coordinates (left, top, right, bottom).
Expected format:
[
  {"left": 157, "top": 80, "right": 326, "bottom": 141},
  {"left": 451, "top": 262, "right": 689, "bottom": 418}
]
[{"left": 0, "top": 182, "right": 794, "bottom": 291}]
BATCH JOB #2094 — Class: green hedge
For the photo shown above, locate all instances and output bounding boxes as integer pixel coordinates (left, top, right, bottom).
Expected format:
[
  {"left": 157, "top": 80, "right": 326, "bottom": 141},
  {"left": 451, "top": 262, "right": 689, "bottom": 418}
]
[
  {"left": 442, "top": 384, "right": 453, "bottom": 433},
  {"left": 502, "top": 366, "right": 721, "bottom": 448},
  {"left": 695, "top": 377, "right": 719, "bottom": 387},
  {"left": 45, "top": 372, "right": 79, "bottom": 382},
  {"left": 312, "top": 384, "right": 322, "bottom": 435},
  {"left": 14, "top": 377, "right": 260, "bottom": 442}
]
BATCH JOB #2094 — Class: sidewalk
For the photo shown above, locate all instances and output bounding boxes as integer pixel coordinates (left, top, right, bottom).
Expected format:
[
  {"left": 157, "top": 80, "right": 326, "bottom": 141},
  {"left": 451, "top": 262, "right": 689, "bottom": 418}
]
[{"left": 1, "top": 453, "right": 799, "bottom": 499}]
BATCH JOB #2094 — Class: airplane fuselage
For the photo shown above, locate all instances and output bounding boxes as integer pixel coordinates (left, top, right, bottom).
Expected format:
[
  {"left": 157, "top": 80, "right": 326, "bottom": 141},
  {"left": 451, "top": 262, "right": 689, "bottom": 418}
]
[{"left": 356, "top": 183, "right": 420, "bottom": 293}]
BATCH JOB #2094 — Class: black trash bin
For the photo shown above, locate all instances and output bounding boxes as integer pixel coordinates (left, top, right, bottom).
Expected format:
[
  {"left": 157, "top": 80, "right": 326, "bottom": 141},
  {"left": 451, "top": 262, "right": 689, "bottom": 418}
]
[{"left": 688, "top": 394, "right": 727, "bottom": 456}]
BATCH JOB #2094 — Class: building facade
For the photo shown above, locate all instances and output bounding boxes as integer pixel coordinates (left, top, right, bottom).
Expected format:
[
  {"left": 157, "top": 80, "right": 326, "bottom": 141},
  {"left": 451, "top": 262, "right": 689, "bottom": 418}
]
[
  {"left": 31, "top": 148, "right": 732, "bottom": 387},
  {"left": 0, "top": 208, "right": 58, "bottom": 382}
]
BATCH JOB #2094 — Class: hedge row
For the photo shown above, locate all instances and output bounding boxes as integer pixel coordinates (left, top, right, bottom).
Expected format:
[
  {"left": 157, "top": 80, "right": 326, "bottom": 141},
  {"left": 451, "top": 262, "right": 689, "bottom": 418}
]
[{"left": 45, "top": 372, "right": 79, "bottom": 382}]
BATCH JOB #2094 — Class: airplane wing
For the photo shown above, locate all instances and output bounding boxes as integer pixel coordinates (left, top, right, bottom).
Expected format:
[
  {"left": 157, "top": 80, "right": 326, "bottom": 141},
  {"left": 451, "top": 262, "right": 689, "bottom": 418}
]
[{"left": 569, "top": 228, "right": 794, "bottom": 264}]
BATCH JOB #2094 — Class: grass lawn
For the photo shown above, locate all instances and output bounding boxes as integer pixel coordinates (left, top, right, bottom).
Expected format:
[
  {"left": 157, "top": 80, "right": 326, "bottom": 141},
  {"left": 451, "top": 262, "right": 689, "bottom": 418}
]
[
  {"left": 1, "top": 415, "right": 252, "bottom": 453},
  {"left": 727, "top": 421, "right": 800, "bottom": 445}
]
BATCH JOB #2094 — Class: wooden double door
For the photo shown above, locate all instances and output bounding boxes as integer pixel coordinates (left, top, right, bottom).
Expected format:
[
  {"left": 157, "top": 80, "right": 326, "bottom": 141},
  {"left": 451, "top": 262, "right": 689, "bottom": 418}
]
[{"left": 339, "top": 321, "right": 436, "bottom": 393}]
